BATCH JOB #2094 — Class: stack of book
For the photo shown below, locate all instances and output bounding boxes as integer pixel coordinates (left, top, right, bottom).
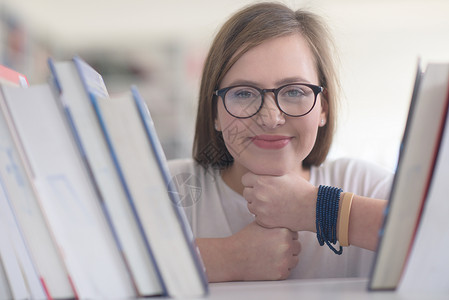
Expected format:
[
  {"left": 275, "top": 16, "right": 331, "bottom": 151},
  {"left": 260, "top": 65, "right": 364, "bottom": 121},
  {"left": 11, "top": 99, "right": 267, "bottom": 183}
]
[{"left": 0, "top": 58, "right": 208, "bottom": 299}]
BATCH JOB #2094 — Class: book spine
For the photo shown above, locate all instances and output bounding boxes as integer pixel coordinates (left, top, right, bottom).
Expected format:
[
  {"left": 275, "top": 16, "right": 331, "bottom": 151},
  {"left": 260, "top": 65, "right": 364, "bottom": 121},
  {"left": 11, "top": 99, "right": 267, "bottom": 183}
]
[
  {"left": 62, "top": 103, "right": 140, "bottom": 295},
  {"left": 90, "top": 92, "right": 167, "bottom": 296},
  {"left": 131, "top": 86, "right": 208, "bottom": 291}
]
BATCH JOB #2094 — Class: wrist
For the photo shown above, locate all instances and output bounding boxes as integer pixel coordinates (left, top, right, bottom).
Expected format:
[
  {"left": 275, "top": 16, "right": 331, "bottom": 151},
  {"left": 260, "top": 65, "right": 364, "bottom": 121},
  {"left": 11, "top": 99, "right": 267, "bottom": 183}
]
[
  {"left": 225, "top": 234, "right": 246, "bottom": 281},
  {"left": 315, "top": 185, "right": 343, "bottom": 255},
  {"left": 337, "top": 192, "right": 354, "bottom": 247},
  {"left": 196, "top": 237, "right": 241, "bottom": 282},
  {"left": 300, "top": 185, "right": 319, "bottom": 232}
]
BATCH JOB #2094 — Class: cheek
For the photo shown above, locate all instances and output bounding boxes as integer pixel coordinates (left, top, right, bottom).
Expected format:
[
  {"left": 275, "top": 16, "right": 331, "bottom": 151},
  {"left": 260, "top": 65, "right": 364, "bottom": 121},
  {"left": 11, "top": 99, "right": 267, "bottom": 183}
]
[
  {"left": 291, "top": 114, "right": 321, "bottom": 152},
  {"left": 221, "top": 118, "right": 253, "bottom": 151},
  {"left": 215, "top": 100, "right": 230, "bottom": 130},
  {"left": 216, "top": 101, "right": 252, "bottom": 135},
  {"left": 216, "top": 103, "right": 251, "bottom": 152}
]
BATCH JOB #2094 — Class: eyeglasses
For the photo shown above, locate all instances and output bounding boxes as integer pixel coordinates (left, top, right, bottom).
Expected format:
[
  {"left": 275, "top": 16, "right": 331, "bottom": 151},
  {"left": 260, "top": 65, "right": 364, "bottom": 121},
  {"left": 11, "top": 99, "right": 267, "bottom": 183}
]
[{"left": 214, "top": 83, "right": 323, "bottom": 119}]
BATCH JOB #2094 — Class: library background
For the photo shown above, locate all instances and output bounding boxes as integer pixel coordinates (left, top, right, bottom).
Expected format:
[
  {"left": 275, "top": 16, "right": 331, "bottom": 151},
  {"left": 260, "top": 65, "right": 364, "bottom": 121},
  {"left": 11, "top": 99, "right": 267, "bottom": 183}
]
[
  {"left": 1, "top": 0, "right": 448, "bottom": 170},
  {"left": 1, "top": 0, "right": 449, "bottom": 299}
]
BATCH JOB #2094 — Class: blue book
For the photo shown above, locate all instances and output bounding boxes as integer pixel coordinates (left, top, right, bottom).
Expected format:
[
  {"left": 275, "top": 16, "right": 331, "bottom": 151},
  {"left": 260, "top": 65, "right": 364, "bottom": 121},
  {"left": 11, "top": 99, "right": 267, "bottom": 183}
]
[
  {"left": 48, "top": 56, "right": 164, "bottom": 297},
  {"left": 92, "top": 86, "right": 208, "bottom": 298}
]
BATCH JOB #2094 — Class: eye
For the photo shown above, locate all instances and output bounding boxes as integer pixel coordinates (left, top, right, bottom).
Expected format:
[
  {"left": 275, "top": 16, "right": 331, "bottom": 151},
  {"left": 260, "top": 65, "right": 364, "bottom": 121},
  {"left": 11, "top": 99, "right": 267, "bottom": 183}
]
[
  {"left": 282, "top": 86, "right": 306, "bottom": 98},
  {"left": 228, "top": 87, "right": 259, "bottom": 99},
  {"left": 235, "top": 90, "right": 254, "bottom": 98}
]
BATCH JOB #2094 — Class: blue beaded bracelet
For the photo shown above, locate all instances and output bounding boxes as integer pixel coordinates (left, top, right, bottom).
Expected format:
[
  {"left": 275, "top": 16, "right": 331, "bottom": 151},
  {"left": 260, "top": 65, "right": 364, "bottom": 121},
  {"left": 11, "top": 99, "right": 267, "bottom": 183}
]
[{"left": 316, "top": 185, "right": 343, "bottom": 255}]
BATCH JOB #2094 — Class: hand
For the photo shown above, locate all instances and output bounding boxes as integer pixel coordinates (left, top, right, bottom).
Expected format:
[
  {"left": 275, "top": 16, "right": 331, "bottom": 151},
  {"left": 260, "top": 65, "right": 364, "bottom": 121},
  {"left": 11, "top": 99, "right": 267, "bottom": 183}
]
[
  {"left": 197, "top": 221, "right": 301, "bottom": 282},
  {"left": 242, "top": 172, "right": 318, "bottom": 232},
  {"left": 229, "top": 222, "right": 301, "bottom": 281}
]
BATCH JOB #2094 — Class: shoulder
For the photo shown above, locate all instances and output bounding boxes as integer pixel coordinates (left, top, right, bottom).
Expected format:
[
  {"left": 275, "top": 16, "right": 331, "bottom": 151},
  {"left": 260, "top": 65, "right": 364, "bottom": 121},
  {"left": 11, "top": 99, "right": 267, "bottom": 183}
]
[
  {"left": 311, "top": 157, "right": 394, "bottom": 199},
  {"left": 316, "top": 157, "right": 393, "bottom": 179},
  {"left": 167, "top": 158, "right": 220, "bottom": 185},
  {"left": 167, "top": 158, "right": 198, "bottom": 175}
]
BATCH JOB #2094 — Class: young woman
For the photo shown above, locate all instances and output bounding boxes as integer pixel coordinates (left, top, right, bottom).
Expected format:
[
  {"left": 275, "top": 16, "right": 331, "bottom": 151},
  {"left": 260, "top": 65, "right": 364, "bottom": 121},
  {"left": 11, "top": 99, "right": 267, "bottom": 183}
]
[{"left": 168, "top": 2, "right": 392, "bottom": 282}]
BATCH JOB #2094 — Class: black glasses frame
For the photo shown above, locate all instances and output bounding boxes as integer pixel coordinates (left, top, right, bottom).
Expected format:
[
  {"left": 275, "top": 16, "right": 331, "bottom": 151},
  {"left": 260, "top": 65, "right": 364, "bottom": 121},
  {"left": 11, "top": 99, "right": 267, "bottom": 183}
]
[{"left": 214, "top": 83, "right": 324, "bottom": 119}]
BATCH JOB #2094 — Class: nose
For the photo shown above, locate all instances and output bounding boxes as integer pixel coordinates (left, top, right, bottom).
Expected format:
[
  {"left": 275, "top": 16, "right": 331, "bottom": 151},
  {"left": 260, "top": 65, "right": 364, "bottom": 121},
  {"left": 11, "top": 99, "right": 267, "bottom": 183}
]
[{"left": 255, "top": 93, "right": 285, "bottom": 129}]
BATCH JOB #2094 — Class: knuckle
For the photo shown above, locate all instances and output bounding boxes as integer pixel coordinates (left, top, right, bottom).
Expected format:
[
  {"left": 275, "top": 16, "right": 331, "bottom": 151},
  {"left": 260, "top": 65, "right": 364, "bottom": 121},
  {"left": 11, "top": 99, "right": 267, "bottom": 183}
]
[
  {"left": 277, "top": 243, "right": 289, "bottom": 254},
  {"left": 255, "top": 176, "right": 264, "bottom": 186},
  {"left": 253, "top": 189, "right": 264, "bottom": 201},
  {"left": 242, "top": 187, "right": 250, "bottom": 199},
  {"left": 278, "top": 227, "right": 291, "bottom": 237},
  {"left": 276, "top": 266, "right": 290, "bottom": 280}
]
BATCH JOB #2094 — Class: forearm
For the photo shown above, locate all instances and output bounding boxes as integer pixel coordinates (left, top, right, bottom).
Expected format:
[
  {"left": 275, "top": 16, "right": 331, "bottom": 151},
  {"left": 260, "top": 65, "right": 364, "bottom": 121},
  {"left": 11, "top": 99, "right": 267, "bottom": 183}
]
[
  {"left": 195, "top": 223, "right": 301, "bottom": 282},
  {"left": 344, "top": 195, "right": 387, "bottom": 251},
  {"left": 196, "top": 237, "right": 239, "bottom": 282},
  {"left": 308, "top": 192, "right": 387, "bottom": 251}
]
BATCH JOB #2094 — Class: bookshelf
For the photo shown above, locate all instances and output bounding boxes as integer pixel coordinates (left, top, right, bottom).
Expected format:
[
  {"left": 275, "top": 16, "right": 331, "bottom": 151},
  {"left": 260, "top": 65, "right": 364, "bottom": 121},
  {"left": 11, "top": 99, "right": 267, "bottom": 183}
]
[{"left": 164, "top": 278, "right": 448, "bottom": 300}]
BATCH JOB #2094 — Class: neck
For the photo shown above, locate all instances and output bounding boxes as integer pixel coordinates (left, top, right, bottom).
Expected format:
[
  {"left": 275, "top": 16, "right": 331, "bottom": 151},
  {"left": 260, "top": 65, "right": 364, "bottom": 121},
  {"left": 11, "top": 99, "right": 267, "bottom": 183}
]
[{"left": 221, "top": 163, "right": 311, "bottom": 196}]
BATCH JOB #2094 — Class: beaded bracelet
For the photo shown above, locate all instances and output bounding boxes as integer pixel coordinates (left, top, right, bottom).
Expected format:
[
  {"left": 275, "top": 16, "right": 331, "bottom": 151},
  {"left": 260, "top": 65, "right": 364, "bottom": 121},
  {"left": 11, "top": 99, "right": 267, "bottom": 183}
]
[{"left": 316, "top": 185, "right": 343, "bottom": 255}]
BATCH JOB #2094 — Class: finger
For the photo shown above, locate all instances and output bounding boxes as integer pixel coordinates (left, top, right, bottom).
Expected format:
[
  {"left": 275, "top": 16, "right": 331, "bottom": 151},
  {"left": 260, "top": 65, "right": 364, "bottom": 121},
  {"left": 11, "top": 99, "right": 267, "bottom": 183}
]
[
  {"left": 291, "top": 231, "right": 299, "bottom": 240},
  {"left": 254, "top": 218, "right": 274, "bottom": 229},
  {"left": 247, "top": 201, "right": 255, "bottom": 214},
  {"left": 242, "top": 187, "right": 253, "bottom": 203},
  {"left": 241, "top": 172, "right": 257, "bottom": 187},
  {"left": 289, "top": 255, "right": 299, "bottom": 269},
  {"left": 292, "top": 240, "right": 302, "bottom": 256}
]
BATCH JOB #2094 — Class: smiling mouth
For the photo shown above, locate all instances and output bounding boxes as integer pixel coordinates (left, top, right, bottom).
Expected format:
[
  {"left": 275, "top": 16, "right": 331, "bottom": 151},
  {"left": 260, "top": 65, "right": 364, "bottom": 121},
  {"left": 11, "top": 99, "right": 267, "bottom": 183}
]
[{"left": 251, "top": 135, "right": 292, "bottom": 149}]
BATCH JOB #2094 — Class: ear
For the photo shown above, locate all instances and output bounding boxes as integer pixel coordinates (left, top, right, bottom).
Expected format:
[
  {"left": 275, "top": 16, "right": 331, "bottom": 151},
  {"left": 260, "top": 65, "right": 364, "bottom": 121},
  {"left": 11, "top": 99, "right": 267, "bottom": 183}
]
[
  {"left": 214, "top": 120, "right": 222, "bottom": 131},
  {"left": 319, "top": 92, "right": 329, "bottom": 127}
]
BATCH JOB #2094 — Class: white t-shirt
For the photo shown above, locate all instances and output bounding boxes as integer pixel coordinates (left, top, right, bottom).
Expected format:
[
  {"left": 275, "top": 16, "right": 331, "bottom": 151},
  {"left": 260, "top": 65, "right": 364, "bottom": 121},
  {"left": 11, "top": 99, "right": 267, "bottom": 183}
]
[{"left": 168, "top": 157, "right": 393, "bottom": 279}]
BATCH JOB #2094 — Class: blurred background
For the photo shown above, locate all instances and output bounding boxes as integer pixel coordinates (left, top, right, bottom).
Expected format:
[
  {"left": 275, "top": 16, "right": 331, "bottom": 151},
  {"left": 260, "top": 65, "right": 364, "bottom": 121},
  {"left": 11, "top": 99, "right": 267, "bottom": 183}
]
[{"left": 1, "top": 0, "right": 449, "bottom": 171}]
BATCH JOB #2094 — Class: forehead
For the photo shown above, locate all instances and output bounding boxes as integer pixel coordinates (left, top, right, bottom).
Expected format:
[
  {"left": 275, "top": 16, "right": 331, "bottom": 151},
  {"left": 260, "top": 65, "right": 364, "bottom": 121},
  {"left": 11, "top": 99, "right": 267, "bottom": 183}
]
[{"left": 221, "top": 33, "right": 318, "bottom": 87}]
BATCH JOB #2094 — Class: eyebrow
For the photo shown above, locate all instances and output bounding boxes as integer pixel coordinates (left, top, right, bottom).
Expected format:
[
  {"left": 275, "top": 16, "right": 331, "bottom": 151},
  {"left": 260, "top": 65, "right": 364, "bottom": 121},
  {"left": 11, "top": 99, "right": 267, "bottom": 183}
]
[{"left": 225, "top": 77, "right": 315, "bottom": 88}]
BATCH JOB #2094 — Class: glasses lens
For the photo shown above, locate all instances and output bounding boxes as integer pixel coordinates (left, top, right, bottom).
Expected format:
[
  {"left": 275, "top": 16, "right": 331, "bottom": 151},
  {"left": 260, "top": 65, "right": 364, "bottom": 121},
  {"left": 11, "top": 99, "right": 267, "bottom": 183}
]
[
  {"left": 224, "top": 86, "right": 262, "bottom": 118},
  {"left": 277, "top": 84, "right": 316, "bottom": 116}
]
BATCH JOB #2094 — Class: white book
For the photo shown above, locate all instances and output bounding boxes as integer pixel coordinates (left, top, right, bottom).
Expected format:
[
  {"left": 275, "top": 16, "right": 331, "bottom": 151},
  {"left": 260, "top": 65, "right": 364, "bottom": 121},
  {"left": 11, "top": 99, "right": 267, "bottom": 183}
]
[
  {"left": 1, "top": 84, "right": 135, "bottom": 299},
  {"left": 0, "top": 256, "right": 13, "bottom": 300},
  {"left": 399, "top": 101, "right": 449, "bottom": 292},
  {"left": 0, "top": 182, "right": 31, "bottom": 300},
  {"left": 0, "top": 180, "right": 48, "bottom": 299},
  {"left": 0, "top": 86, "right": 74, "bottom": 299},
  {"left": 369, "top": 62, "right": 449, "bottom": 290},
  {"left": 92, "top": 87, "right": 208, "bottom": 297},
  {"left": 48, "top": 56, "right": 163, "bottom": 297}
]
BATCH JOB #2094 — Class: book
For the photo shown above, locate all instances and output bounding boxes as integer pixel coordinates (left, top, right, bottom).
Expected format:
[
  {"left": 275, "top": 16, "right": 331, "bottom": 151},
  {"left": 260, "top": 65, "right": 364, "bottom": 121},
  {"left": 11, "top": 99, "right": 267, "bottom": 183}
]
[
  {"left": 92, "top": 86, "right": 208, "bottom": 297},
  {"left": 48, "top": 56, "right": 164, "bottom": 297},
  {"left": 1, "top": 83, "right": 136, "bottom": 299},
  {"left": 398, "top": 95, "right": 449, "bottom": 292},
  {"left": 0, "top": 256, "right": 13, "bottom": 300},
  {"left": 0, "top": 226, "right": 29, "bottom": 299},
  {"left": 369, "top": 62, "right": 449, "bottom": 290},
  {"left": 0, "top": 84, "right": 75, "bottom": 299},
  {"left": 0, "top": 181, "right": 32, "bottom": 300},
  {"left": 0, "top": 177, "right": 48, "bottom": 299},
  {"left": 0, "top": 65, "right": 29, "bottom": 87}
]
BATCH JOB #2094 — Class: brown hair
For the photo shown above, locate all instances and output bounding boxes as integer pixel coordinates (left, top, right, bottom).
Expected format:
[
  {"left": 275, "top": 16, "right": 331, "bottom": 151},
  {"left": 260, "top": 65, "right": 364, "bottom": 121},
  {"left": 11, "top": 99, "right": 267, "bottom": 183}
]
[{"left": 193, "top": 2, "right": 340, "bottom": 169}]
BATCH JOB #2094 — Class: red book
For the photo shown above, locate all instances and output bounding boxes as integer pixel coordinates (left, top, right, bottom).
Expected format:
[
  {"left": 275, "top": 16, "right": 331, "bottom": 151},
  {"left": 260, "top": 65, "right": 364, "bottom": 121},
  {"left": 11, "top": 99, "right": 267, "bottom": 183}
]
[{"left": 0, "top": 65, "right": 29, "bottom": 87}]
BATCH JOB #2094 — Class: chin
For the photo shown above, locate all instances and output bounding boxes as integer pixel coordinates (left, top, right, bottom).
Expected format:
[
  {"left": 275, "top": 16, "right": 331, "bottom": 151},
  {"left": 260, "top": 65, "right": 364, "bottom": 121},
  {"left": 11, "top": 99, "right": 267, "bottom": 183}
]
[{"left": 245, "top": 160, "right": 294, "bottom": 176}]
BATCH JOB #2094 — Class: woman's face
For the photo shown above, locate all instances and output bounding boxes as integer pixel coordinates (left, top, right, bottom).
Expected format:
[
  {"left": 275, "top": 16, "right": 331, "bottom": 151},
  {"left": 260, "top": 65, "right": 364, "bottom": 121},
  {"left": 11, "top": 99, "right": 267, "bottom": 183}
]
[{"left": 215, "top": 33, "right": 327, "bottom": 176}]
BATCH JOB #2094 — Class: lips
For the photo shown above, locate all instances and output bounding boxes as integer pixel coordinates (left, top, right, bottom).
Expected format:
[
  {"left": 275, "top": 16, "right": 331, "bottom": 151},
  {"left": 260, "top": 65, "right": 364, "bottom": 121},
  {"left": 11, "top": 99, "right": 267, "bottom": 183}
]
[{"left": 251, "top": 135, "right": 292, "bottom": 149}]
